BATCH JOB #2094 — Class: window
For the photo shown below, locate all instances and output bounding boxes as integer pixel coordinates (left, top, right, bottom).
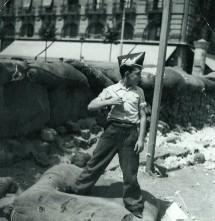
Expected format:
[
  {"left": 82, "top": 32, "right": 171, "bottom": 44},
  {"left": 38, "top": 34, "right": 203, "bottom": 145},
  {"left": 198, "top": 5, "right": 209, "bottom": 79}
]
[
  {"left": 148, "top": 25, "right": 160, "bottom": 40},
  {"left": 27, "top": 24, "right": 34, "bottom": 37},
  {"left": 87, "top": 22, "right": 104, "bottom": 38},
  {"left": 62, "top": 23, "right": 78, "bottom": 38},
  {"left": 117, "top": 22, "right": 134, "bottom": 40},
  {"left": 120, "top": 0, "right": 133, "bottom": 9},
  {"left": 19, "top": 23, "right": 34, "bottom": 37},
  {"left": 23, "top": 0, "right": 32, "bottom": 10},
  {"left": 124, "top": 22, "right": 134, "bottom": 39},
  {"left": 3, "top": 23, "right": 15, "bottom": 36},
  {"left": 42, "top": 0, "right": 53, "bottom": 8},
  {"left": 93, "top": 0, "right": 104, "bottom": 9},
  {"left": 68, "top": 0, "right": 78, "bottom": 5}
]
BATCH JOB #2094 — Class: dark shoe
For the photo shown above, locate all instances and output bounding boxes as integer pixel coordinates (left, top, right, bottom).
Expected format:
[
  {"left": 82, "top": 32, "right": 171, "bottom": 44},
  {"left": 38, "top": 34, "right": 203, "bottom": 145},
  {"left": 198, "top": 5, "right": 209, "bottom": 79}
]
[
  {"left": 64, "top": 186, "right": 76, "bottom": 194},
  {"left": 131, "top": 208, "right": 143, "bottom": 219}
]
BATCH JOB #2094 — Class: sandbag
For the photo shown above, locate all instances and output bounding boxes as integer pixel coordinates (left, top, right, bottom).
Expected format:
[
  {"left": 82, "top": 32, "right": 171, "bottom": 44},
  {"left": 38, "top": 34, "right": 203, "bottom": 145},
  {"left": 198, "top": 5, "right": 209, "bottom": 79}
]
[
  {"left": 27, "top": 61, "right": 89, "bottom": 88},
  {"left": 0, "top": 177, "right": 18, "bottom": 198},
  {"left": 202, "top": 72, "right": 215, "bottom": 91},
  {"left": 66, "top": 60, "right": 114, "bottom": 93},
  {"left": 0, "top": 59, "right": 28, "bottom": 85},
  {"left": 0, "top": 81, "right": 50, "bottom": 137},
  {"left": 87, "top": 62, "right": 121, "bottom": 83},
  {"left": 163, "top": 67, "right": 185, "bottom": 89},
  {"left": 48, "top": 85, "right": 93, "bottom": 126},
  {"left": 141, "top": 71, "right": 155, "bottom": 89},
  {"left": 12, "top": 164, "right": 159, "bottom": 221}
]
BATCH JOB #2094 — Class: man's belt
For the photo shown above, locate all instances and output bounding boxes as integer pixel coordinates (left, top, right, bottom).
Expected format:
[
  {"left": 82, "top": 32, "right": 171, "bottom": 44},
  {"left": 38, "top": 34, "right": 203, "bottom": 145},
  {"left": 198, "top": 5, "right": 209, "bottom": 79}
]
[{"left": 108, "top": 119, "right": 137, "bottom": 128}]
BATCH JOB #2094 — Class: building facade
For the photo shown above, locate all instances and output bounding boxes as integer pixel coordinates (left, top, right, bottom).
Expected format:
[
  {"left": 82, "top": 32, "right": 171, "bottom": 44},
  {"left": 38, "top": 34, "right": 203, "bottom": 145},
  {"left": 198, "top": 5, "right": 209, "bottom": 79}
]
[{"left": 0, "top": 0, "right": 204, "bottom": 49}]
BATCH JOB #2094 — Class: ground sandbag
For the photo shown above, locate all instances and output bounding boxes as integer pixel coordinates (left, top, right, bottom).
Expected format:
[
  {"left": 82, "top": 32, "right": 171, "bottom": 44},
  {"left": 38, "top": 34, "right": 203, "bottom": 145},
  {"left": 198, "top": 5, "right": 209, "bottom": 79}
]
[
  {"left": 12, "top": 164, "right": 158, "bottom": 221},
  {"left": 0, "top": 177, "right": 18, "bottom": 198}
]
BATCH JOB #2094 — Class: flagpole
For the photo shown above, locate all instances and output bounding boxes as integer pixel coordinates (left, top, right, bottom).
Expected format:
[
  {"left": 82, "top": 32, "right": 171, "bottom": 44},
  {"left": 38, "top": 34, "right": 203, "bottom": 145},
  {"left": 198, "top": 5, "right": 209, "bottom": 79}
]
[{"left": 119, "top": 0, "right": 126, "bottom": 56}]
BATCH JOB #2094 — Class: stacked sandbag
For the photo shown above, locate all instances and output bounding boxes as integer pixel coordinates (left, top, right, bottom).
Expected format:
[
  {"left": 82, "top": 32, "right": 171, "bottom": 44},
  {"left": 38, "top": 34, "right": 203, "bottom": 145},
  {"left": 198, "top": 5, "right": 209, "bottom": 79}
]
[
  {"left": 65, "top": 60, "right": 114, "bottom": 94},
  {"left": 87, "top": 61, "right": 121, "bottom": 83},
  {"left": 27, "top": 61, "right": 89, "bottom": 88},
  {"left": 0, "top": 59, "right": 28, "bottom": 85},
  {"left": 141, "top": 67, "right": 215, "bottom": 128},
  {"left": 0, "top": 80, "right": 50, "bottom": 137}
]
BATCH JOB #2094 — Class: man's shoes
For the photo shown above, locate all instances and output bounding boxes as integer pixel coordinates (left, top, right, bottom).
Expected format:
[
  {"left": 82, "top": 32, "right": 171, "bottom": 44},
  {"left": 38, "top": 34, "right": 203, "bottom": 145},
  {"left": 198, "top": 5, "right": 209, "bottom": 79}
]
[
  {"left": 64, "top": 186, "right": 76, "bottom": 194},
  {"left": 131, "top": 208, "right": 143, "bottom": 219}
]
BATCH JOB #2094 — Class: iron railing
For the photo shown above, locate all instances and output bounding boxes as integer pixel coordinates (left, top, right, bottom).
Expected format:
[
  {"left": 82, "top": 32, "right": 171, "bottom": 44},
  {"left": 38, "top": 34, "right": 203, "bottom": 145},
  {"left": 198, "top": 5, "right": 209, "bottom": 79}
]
[
  {"left": 85, "top": 3, "right": 107, "bottom": 15},
  {"left": 61, "top": 4, "right": 81, "bottom": 15},
  {"left": 112, "top": 2, "right": 136, "bottom": 14}
]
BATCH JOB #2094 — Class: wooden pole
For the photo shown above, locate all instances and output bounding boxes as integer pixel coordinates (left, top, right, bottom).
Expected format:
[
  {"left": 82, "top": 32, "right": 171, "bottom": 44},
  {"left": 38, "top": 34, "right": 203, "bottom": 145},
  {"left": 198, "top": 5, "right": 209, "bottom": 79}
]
[
  {"left": 146, "top": 0, "right": 171, "bottom": 172},
  {"left": 119, "top": 0, "right": 126, "bottom": 56}
]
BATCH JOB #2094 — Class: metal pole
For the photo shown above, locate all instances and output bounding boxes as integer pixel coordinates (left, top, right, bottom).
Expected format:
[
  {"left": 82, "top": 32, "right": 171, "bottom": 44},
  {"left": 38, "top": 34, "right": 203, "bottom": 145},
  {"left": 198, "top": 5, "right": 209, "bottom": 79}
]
[
  {"left": 45, "top": 40, "right": 47, "bottom": 62},
  {"left": 181, "top": 0, "right": 189, "bottom": 42},
  {"left": 146, "top": 0, "right": 171, "bottom": 172},
  {"left": 119, "top": 0, "right": 126, "bottom": 56},
  {"left": 177, "top": 0, "right": 189, "bottom": 68},
  {"left": 80, "top": 41, "right": 83, "bottom": 60}
]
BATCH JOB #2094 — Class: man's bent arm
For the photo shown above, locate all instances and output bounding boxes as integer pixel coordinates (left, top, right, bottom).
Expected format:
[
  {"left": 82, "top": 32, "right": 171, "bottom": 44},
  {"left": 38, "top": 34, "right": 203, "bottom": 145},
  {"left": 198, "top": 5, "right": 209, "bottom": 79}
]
[
  {"left": 88, "top": 97, "right": 111, "bottom": 111},
  {"left": 138, "top": 111, "right": 147, "bottom": 143}
]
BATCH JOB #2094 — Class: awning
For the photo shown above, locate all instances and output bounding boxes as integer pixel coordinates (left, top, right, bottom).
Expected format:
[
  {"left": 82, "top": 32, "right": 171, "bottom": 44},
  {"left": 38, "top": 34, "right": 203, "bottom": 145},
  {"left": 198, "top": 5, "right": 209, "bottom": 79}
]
[
  {"left": 0, "top": 40, "right": 176, "bottom": 65},
  {"left": 0, "top": 40, "right": 53, "bottom": 59},
  {"left": 206, "top": 54, "right": 215, "bottom": 71},
  {"left": 23, "top": 0, "right": 32, "bottom": 9},
  {"left": 42, "top": 0, "right": 53, "bottom": 8}
]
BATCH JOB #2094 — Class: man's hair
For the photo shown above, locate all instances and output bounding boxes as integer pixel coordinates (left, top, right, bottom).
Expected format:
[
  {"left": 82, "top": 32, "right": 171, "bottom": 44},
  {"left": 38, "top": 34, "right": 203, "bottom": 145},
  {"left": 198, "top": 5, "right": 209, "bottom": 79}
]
[{"left": 119, "top": 64, "right": 142, "bottom": 78}]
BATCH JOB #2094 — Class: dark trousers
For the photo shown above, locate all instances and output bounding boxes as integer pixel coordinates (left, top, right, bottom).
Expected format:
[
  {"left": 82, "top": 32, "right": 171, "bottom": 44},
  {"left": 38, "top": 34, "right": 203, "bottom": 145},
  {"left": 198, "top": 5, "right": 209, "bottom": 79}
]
[{"left": 74, "top": 123, "right": 143, "bottom": 211}]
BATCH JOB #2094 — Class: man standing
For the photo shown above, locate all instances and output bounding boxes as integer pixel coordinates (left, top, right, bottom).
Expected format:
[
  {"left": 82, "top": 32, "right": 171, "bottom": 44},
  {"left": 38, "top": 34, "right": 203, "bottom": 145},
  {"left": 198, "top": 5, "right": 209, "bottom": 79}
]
[{"left": 67, "top": 52, "right": 147, "bottom": 218}]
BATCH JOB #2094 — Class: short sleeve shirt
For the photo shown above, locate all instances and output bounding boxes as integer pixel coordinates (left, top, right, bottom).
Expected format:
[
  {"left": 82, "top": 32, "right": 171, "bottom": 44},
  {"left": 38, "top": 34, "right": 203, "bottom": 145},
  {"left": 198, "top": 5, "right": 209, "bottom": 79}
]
[{"left": 98, "top": 81, "right": 146, "bottom": 124}]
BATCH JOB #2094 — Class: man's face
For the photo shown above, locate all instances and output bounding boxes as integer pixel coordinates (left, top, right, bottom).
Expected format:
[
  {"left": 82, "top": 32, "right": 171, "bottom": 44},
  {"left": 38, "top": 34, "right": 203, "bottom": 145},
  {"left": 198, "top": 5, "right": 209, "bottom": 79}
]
[{"left": 126, "top": 67, "right": 142, "bottom": 86}]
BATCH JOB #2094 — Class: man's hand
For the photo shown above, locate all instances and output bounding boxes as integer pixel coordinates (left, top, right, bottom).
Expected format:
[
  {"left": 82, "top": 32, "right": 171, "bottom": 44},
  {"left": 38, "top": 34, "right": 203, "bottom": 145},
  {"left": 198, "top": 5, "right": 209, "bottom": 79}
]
[
  {"left": 134, "top": 139, "right": 144, "bottom": 154},
  {"left": 107, "top": 97, "right": 124, "bottom": 106}
]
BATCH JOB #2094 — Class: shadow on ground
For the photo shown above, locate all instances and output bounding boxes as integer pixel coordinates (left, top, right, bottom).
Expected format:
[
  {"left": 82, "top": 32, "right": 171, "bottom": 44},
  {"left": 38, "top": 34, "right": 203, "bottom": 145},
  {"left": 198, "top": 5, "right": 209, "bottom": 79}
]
[{"left": 91, "top": 181, "right": 170, "bottom": 220}]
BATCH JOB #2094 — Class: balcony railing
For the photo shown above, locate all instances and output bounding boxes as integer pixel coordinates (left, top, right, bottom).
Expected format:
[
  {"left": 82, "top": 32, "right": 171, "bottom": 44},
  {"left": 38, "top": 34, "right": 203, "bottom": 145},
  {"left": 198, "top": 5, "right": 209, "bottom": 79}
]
[
  {"left": 60, "top": 4, "right": 81, "bottom": 15},
  {"left": 146, "top": 1, "right": 163, "bottom": 13},
  {"left": 0, "top": 7, "right": 15, "bottom": 16},
  {"left": 38, "top": 6, "right": 56, "bottom": 16},
  {"left": 85, "top": 3, "right": 107, "bottom": 15},
  {"left": 112, "top": 2, "right": 136, "bottom": 14},
  {"left": 17, "top": 7, "right": 36, "bottom": 16}
]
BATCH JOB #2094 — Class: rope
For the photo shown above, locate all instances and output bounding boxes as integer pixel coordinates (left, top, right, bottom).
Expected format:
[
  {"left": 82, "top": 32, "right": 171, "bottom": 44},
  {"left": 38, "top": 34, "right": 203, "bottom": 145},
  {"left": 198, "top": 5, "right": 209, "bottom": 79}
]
[
  {"left": 11, "top": 64, "right": 23, "bottom": 81},
  {"left": 34, "top": 40, "right": 55, "bottom": 60}
]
